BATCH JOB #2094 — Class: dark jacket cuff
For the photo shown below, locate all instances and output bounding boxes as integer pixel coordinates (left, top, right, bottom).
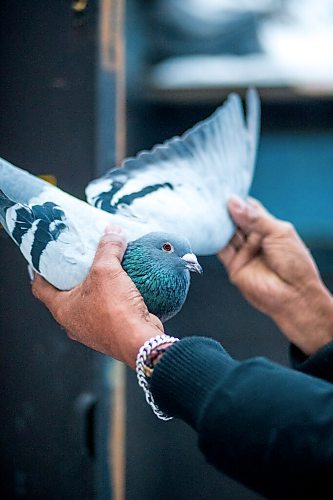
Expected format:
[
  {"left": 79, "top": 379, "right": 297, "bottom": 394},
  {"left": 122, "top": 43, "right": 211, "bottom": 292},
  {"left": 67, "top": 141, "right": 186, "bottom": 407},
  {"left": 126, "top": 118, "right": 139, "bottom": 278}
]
[
  {"left": 150, "top": 336, "right": 236, "bottom": 429},
  {"left": 290, "top": 341, "right": 333, "bottom": 383}
]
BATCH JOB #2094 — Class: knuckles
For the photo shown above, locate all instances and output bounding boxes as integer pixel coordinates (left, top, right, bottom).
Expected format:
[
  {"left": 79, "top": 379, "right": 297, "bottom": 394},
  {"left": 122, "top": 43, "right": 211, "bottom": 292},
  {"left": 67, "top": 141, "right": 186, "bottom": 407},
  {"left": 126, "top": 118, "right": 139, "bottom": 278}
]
[
  {"left": 228, "top": 272, "right": 238, "bottom": 286},
  {"left": 66, "top": 328, "right": 76, "bottom": 341},
  {"left": 31, "top": 281, "right": 39, "bottom": 299},
  {"left": 99, "top": 236, "right": 126, "bottom": 256},
  {"left": 90, "top": 259, "right": 125, "bottom": 281},
  {"left": 279, "top": 221, "right": 295, "bottom": 237},
  {"left": 90, "top": 262, "right": 111, "bottom": 278}
]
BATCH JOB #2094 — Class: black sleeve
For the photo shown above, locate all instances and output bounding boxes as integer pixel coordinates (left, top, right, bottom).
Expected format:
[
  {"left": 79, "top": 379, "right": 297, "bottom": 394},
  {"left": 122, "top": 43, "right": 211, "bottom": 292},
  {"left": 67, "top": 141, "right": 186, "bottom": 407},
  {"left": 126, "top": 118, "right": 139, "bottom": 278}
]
[
  {"left": 290, "top": 341, "right": 333, "bottom": 383},
  {"left": 151, "top": 337, "right": 333, "bottom": 499}
]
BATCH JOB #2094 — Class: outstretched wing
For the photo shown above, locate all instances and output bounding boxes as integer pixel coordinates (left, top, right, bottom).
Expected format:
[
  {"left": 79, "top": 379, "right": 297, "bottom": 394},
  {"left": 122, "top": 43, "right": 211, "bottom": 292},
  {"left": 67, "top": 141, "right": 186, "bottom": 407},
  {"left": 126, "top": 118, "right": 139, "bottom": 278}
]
[{"left": 85, "top": 89, "right": 260, "bottom": 255}]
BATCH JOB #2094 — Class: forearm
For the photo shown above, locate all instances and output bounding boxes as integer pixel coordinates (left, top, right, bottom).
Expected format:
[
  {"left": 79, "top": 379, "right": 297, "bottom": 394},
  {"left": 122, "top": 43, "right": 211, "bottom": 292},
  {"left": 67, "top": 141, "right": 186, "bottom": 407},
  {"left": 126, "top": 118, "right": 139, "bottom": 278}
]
[
  {"left": 272, "top": 280, "right": 333, "bottom": 356},
  {"left": 151, "top": 337, "right": 333, "bottom": 499}
]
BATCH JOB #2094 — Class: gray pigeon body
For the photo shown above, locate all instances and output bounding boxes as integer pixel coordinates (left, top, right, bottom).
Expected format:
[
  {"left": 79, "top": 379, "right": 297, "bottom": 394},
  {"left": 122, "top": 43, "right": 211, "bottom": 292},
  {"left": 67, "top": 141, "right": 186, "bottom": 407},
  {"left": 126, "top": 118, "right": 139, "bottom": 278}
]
[{"left": 0, "top": 89, "right": 260, "bottom": 320}]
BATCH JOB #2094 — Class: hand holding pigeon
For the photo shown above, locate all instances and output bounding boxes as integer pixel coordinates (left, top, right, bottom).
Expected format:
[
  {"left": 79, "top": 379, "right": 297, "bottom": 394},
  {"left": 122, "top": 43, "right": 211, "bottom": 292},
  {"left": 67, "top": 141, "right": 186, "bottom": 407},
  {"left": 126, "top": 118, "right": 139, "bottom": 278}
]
[{"left": 32, "top": 225, "right": 164, "bottom": 367}]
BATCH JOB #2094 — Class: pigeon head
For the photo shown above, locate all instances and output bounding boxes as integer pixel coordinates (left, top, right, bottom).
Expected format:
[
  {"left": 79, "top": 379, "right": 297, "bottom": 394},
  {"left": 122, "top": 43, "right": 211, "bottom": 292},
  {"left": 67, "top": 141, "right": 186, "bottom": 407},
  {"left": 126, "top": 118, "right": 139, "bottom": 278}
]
[{"left": 121, "top": 232, "right": 202, "bottom": 323}]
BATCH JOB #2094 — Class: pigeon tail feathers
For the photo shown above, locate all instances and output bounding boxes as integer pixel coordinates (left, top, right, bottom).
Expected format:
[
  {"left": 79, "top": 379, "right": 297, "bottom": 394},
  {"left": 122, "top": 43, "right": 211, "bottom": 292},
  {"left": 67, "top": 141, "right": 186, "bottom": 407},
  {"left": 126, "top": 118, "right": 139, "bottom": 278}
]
[{"left": 0, "top": 157, "right": 51, "bottom": 205}]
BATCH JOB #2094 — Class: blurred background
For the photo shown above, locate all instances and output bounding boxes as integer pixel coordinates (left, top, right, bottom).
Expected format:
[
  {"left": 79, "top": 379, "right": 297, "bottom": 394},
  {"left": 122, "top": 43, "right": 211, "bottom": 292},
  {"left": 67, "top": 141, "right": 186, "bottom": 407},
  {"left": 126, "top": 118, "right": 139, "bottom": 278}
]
[{"left": 0, "top": 0, "right": 332, "bottom": 499}]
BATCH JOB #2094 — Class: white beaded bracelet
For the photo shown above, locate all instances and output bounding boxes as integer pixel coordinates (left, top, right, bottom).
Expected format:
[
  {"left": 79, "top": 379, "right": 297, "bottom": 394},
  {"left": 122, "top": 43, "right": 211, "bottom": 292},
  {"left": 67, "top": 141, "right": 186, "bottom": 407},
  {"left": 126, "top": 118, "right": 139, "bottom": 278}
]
[{"left": 136, "top": 334, "right": 179, "bottom": 420}]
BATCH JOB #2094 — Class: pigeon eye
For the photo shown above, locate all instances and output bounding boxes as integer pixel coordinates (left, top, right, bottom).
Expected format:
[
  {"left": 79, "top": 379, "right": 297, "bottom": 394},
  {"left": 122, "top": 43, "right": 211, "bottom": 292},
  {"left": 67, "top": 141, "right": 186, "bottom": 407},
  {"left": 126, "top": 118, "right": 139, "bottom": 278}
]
[{"left": 162, "top": 242, "right": 174, "bottom": 253}]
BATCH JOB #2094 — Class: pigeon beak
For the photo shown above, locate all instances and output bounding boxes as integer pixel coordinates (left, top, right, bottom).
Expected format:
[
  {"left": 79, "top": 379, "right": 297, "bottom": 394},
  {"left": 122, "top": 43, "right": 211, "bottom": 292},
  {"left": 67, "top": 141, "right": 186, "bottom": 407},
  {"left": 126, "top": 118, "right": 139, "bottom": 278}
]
[{"left": 181, "top": 253, "right": 203, "bottom": 274}]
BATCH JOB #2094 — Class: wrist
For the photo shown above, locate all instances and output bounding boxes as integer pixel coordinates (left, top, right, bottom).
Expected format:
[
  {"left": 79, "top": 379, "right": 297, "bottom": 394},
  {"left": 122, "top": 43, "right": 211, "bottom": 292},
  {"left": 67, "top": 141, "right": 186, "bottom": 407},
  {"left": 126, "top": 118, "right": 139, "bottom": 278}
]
[
  {"left": 120, "top": 320, "right": 164, "bottom": 369},
  {"left": 145, "top": 342, "right": 173, "bottom": 370},
  {"left": 273, "top": 280, "right": 333, "bottom": 355},
  {"left": 136, "top": 334, "right": 179, "bottom": 420}
]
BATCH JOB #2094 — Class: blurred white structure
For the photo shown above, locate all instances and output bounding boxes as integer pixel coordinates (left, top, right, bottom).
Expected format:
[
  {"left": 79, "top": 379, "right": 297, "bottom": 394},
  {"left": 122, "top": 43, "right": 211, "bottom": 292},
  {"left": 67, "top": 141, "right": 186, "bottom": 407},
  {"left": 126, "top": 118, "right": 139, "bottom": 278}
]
[{"left": 149, "top": 0, "right": 333, "bottom": 98}]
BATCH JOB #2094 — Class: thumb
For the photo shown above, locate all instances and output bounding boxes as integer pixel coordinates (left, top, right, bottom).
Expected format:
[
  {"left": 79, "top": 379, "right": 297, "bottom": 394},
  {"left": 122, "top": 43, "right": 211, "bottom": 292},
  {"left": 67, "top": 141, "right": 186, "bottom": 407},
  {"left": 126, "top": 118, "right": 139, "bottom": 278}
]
[
  {"left": 92, "top": 224, "right": 128, "bottom": 269},
  {"left": 228, "top": 195, "right": 282, "bottom": 237}
]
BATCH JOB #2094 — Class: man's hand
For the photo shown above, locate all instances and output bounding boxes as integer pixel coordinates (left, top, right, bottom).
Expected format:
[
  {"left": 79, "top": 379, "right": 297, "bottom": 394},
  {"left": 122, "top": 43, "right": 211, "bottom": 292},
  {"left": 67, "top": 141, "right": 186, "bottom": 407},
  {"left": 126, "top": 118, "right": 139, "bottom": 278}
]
[
  {"left": 219, "top": 196, "right": 333, "bottom": 355},
  {"left": 32, "top": 226, "right": 164, "bottom": 369}
]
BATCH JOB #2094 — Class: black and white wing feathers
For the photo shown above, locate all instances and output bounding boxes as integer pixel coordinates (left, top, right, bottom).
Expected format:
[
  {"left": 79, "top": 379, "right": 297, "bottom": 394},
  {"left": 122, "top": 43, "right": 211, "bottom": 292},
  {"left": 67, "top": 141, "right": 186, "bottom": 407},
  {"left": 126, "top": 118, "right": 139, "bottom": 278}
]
[
  {"left": 0, "top": 189, "right": 107, "bottom": 290},
  {"left": 86, "top": 89, "right": 260, "bottom": 254}
]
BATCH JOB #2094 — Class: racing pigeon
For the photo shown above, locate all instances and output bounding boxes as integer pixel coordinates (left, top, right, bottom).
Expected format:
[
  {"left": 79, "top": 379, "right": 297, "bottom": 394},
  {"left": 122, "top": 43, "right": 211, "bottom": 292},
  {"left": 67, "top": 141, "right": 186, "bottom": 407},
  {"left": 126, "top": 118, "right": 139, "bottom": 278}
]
[
  {"left": 0, "top": 187, "right": 201, "bottom": 321},
  {"left": 0, "top": 88, "right": 260, "bottom": 321}
]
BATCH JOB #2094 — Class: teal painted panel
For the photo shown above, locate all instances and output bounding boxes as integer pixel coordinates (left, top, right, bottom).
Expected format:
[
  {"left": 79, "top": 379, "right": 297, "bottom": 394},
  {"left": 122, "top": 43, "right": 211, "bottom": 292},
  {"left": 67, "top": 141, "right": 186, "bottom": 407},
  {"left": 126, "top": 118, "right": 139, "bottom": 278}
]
[{"left": 251, "top": 132, "right": 333, "bottom": 246}]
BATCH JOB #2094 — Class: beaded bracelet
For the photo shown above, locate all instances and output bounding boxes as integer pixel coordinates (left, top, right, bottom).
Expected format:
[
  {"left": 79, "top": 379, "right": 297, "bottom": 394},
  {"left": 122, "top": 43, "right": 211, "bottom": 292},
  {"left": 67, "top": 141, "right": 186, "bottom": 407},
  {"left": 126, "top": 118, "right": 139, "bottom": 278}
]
[{"left": 136, "top": 334, "right": 179, "bottom": 420}]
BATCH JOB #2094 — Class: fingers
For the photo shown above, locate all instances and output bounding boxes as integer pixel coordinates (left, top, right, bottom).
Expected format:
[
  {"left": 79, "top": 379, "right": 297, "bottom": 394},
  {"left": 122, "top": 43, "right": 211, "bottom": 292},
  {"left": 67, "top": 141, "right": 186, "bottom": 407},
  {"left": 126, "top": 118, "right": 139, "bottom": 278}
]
[
  {"left": 219, "top": 229, "right": 245, "bottom": 267},
  {"left": 92, "top": 225, "right": 128, "bottom": 269},
  {"left": 218, "top": 232, "right": 262, "bottom": 276},
  {"left": 31, "top": 273, "right": 65, "bottom": 310},
  {"left": 230, "top": 229, "right": 246, "bottom": 251},
  {"left": 218, "top": 243, "right": 236, "bottom": 268},
  {"left": 219, "top": 195, "right": 272, "bottom": 275},
  {"left": 227, "top": 232, "right": 262, "bottom": 277},
  {"left": 228, "top": 195, "right": 281, "bottom": 237}
]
